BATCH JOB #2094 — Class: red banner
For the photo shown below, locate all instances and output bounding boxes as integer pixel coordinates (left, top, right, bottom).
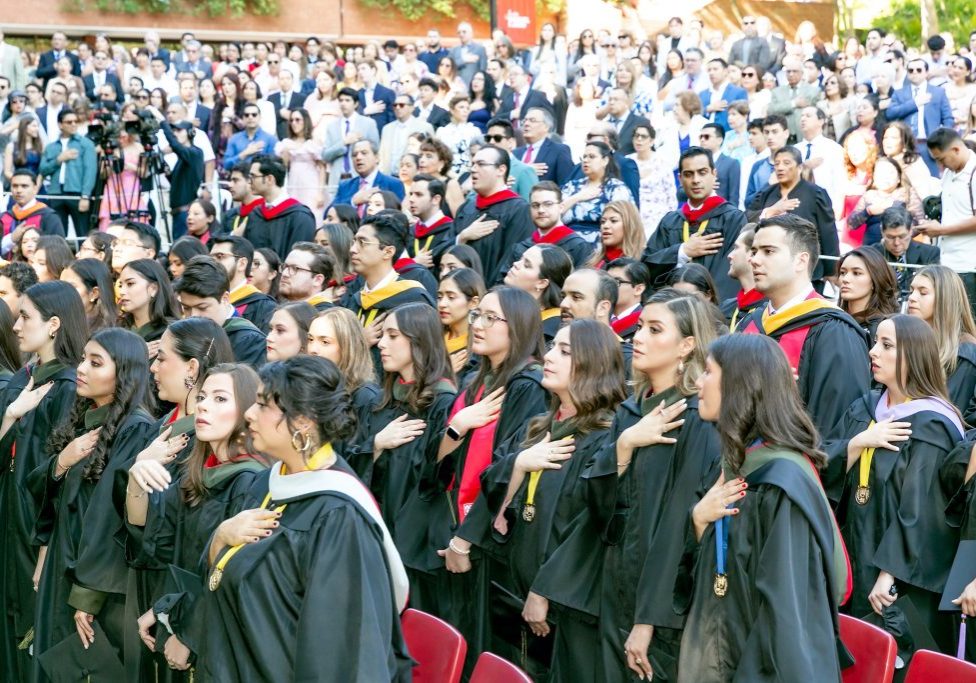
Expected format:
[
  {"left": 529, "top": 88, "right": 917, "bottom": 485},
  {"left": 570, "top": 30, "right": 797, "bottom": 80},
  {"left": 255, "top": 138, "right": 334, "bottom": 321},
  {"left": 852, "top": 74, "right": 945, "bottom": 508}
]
[{"left": 497, "top": 0, "right": 537, "bottom": 47}]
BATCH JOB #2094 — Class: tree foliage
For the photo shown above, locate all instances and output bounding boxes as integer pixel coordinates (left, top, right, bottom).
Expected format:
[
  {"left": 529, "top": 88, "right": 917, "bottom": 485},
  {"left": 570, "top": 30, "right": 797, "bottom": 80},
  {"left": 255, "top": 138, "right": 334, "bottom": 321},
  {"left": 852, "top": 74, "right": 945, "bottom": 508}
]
[
  {"left": 62, "top": 0, "right": 277, "bottom": 17},
  {"left": 873, "top": 0, "right": 975, "bottom": 48},
  {"left": 357, "top": 0, "right": 562, "bottom": 22}
]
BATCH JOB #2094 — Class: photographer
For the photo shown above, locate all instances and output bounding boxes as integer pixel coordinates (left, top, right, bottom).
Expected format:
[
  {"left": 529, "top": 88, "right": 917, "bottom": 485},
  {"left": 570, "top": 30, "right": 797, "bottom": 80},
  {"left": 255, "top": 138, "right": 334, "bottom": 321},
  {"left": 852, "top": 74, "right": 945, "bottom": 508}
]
[
  {"left": 148, "top": 105, "right": 204, "bottom": 239},
  {"left": 96, "top": 102, "right": 149, "bottom": 230}
]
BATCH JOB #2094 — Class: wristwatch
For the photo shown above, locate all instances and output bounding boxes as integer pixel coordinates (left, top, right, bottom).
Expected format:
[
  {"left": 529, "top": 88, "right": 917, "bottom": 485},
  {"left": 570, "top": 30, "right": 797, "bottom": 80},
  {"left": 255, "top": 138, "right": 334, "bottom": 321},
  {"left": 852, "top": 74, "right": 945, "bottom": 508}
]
[{"left": 446, "top": 424, "right": 462, "bottom": 441}]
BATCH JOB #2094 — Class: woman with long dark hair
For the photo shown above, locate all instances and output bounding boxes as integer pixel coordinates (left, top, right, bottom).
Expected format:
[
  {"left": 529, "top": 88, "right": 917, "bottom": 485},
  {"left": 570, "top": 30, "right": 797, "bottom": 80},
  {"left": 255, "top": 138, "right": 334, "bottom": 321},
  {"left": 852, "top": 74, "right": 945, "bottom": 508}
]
[
  {"left": 823, "top": 315, "right": 964, "bottom": 659},
  {"left": 117, "top": 259, "right": 180, "bottom": 349},
  {"left": 265, "top": 302, "right": 316, "bottom": 362},
  {"left": 60, "top": 258, "right": 117, "bottom": 333},
  {"left": 0, "top": 282, "right": 87, "bottom": 681},
  {"left": 168, "top": 236, "right": 209, "bottom": 281},
  {"left": 560, "top": 140, "right": 635, "bottom": 242},
  {"left": 127, "top": 363, "right": 266, "bottom": 677},
  {"left": 202, "top": 355, "right": 411, "bottom": 680},
  {"left": 31, "top": 329, "right": 155, "bottom": 679},
  {"left": 30, "top": 236, "right": 73, "bottom": 283},
  {"left": 474, "top": 320, "right": 626, "bottom": 679},
  {"left": 210, "top": 73, "right": 246, "bottom": 174},
  {"left": 438, "top": 267, "right": 485, "bottom": 377},
  {"left": 0, "top": 300, "right": 23, "bottom": 395},
  {"left": 504, "top": 244, "right": 573, "bottom": 343},
  {"left": 836, "top": 247, "right": 899, "bottom": 342},
  {"left": 251, "top": 248, "right": 280, "bottom": 299},
  {"left": 674, "top": 333, "right": 849, "bottom": 682}
]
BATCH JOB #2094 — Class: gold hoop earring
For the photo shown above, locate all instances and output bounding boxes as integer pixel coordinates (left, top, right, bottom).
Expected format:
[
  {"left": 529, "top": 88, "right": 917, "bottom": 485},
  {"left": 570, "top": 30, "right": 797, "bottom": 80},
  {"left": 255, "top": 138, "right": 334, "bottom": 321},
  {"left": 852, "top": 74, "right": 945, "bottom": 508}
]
[{"left": 291, "top": 430, "right": 311, "bottom": 454}]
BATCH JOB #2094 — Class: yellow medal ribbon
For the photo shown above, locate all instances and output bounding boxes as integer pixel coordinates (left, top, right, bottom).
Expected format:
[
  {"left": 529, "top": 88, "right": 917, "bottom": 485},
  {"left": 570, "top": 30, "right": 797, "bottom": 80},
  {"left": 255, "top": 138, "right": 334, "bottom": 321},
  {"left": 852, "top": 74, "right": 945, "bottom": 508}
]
[
  {"left": 445, "top": 333, "right": 468, "bottom": 354},
  {"left": 208, "top": 443, "right": 335, "bottom": 590},
  {"left": 541, "top": 307, "right": 561, "bottom": 322},
  {"left": 522, "top": 471, "right": 542, "bottom": 522},
  {"left": 681, "top": 219, "right": 709, "bottom": 243},
  {"left": 729, "top": 307, "right": 740, "bottom": 332},
  {"left": 413, "top": 234, "right": 435, "bottom": 255},
  {"left": 856, "top": 420, "right": 875, "bottom": 505}
]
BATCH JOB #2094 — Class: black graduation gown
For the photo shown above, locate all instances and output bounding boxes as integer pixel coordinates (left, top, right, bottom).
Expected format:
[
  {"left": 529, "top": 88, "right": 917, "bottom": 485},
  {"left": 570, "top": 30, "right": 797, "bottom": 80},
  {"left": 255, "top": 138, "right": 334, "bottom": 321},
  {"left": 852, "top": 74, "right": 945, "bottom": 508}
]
[
  {"left": 585, "top": 389, "right": 721, "bottom": 683},
  {"left": 746, "top": 179, "right": 839, "bottom": 281},
  {"left": 943, "top": 435, "right": 976, "bottom": 661},
  {"left": 719, "top": 289, "right": 767, "bottom": 332},
  {"left": 476, "top": 418, "right": 612, "bottom": 681},
  {"left": 242, "top": 198, "right": 317, "bottom": 257},
  {"left": 222, "top": 316, "right": 267, "bottom": 369},
  {"left": 948, "top": 343, "right": 976, "bottom": 426},
  {"left": 454, "top": 192, "right": 535, "bottom": 286},
  {"left": 230, "top": 285, "right": 277, "bottom": 333},
  {"left": 0, "top": 362, "right": 75, "bottom": 681},
  {"left": 674, "top": 448, "right": 847, "bottom": 683},
  {"left": 507, "top": 227, "right": 595, "bottom": 275},
  {"left": 201, "top": 458, "right": 412, "bottom": 682},
  {"left": 29, "top": 408, "right": 154, "bottom": 683},
  {"left": 340, "top": 383, "right": 381, "bottom": 482},
  {"left": 406, "top": 217, "right": 456, "bottom": 271},
  {"left": 822, "top": 392, "right": 962, "bottom": 655},
  {"left": 395, "top": 259, "right": 439, "bottom": 299},
  {"left": 133, "top": 320, "right": 170, "bottom": 344},
  {"left": 740, "top": 300, "right": 870, "bottom": 435},
  {"left": 541, "top": 308, "right": 562, "bottom": 345},
  {"left": 428, "top": 366, "right": 548, "bottom": 660},
  {"left": 139, "top": 456, "right": 267, "bottom": 677},
  {"left": 642, "top": 202, "right": 746, "bottom": 301}
]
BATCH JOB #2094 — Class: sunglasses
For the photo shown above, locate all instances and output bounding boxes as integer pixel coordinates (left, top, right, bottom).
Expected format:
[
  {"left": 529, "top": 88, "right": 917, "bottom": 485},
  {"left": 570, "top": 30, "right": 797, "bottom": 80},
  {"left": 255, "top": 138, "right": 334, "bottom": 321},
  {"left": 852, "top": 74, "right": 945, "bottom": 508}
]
[
  {"left": 742, "top": 71, "right": 756, "bottom": 77},
  {"left": 243, "top": 112, "right": 260, "bottom": 117},
  {"left": 393, "top": 102, "right": 410, "bottom": 108},
  {"left": 907, "top": 67, "right": 925, "bottom": 73},
  {"left": 485, "top": 134, "right": 509, "bottom": 143}
]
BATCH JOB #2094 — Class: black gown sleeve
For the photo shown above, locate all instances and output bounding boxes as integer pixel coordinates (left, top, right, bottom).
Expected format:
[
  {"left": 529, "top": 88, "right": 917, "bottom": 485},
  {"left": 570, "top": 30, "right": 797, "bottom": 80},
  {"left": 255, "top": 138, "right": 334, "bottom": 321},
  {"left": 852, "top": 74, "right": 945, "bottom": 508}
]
[{"left": 798, "top": 318, "right": 871, "bottom": 436}]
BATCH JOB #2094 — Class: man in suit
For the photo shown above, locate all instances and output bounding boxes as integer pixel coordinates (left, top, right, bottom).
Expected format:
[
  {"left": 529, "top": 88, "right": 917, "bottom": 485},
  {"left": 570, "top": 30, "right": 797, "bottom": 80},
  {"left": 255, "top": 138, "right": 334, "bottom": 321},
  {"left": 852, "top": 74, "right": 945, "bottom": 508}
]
[
  {"left": 144, "top": 30, "right": 171, "bottom": 70},
  {"left": 379, "top": 93, "right": 433, "bottom": 176},
  {"left": 36, "top": 32, "right": 80, "bottom": 87},
  {"left": 322, "top": 87, "right": 380, "bottom": 188},
  {"left": 699, "top": 58, "right": 749, "bottom": 131},
  {"left": 83, "top": 49, "right": 123, "bottom": 103},
  {"left": 756, "top": 17, "right": 786, "bottom": 74},
  {"left": 177, "top": 76, "right": 211, "bottom": 133},
  {"left": 655, "top": 17, "right": 696, "bottom": 76},
  {"left": 728, "top": 16, "right": 771, "bottom": 69},
  {"left": 451, "top": 22, "right": 487, "bottom": 86},
  {"left": 269, "top": 70, "right": 307, "bottom": 140},
  {"left": 794, "top": 106, "right": 846, "bottom": 217},
  {"left": 514, "top": 106, "right": 574, "bottom": 186},
  {"left": 767, "top": 57, "right": 823, "bottom": 141},
  {"left": 174, "top": 40, "right": 212, "bottom": 81},
  {"left": 603, "top": 88, "right": 648, "bottom": 155},
  {"left": 330, "top": 139, "right": 405, "bottom": 216},
  {"left": 699, "top": 123, "right": 741, "bottom": 205},
  {"left": 487, "top": 58, "right": 514, "bottom": 118},
  {"left": 0, "top": 30, "right": 26, "bottom": 90},
  {"left": 414, "top": 77, "right": 450, "bottom": 129},
  {"left": 873, "top": 205, "right": 940, "bottom": 302},
  {"left": 507, "top": 64, "right": 553, "bottom": 129},
  {"left": 36, "top": 81, "right": 68, "bottom": 138},
  {"left": 356, "top": 60, "right": 396, "bottom": 133},
  {"left": 886, "top": 58, "right": 954, "bottom": 175}
]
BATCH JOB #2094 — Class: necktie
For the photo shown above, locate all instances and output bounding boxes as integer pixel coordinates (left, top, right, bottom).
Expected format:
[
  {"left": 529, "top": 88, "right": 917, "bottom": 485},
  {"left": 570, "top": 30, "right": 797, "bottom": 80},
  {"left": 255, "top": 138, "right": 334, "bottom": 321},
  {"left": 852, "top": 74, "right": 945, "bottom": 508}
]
[
  {"left": 357, "top": 177, "right": 368, "bottom": 218},
  {"left": 343, "top": 119, "right": 351, "bottom": 173},
  {"left": 687, "top": 75, "right": 694, "bottom": 90},
  {"left": 805, "top": 143, "right": 812, "bottom": 160},
  {"left": 524, "top": 145, "right": 534, "bottom": 164}
]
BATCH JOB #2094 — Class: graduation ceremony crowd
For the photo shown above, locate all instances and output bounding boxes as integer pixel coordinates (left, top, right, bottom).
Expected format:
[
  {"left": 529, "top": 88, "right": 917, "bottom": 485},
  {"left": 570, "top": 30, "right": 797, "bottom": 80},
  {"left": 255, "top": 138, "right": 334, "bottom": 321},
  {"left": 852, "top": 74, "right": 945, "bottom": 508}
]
[{"left": 3, "top": 13, "right": 976, "bottom": 683}]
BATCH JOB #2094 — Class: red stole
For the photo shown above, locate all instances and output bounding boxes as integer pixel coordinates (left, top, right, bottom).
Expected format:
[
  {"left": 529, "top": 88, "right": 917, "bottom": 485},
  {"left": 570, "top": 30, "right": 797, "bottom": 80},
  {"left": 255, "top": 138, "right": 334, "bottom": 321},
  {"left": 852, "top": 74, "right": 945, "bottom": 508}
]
[
  {"left": 611, "top": 307, "right": 641, "bottom": 335},
  {"left": 474, "top": 188, "right": 520, "bottom": 210},
  {"left": 448, "top": 385, "right": 499, "bottom": 522},
  {"left": 532, "top": 225, "right": 574, "bottom": 245}
]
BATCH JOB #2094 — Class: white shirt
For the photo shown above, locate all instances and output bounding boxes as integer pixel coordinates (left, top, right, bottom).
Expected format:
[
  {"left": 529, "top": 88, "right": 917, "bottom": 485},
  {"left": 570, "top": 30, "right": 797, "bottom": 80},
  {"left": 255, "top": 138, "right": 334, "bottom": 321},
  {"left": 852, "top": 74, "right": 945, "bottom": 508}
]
[
  {"left": 361, "top": 267, "right": 398, "bottom": 296},
  {"left": 57, "top": 135, "right": 70, "bottom": 184},
  {"left": 939, "top": 150, "right": 976, "bottom": 271},
  {"left": 767, "top": 286, "right": 816, "bottom": 316},
  {"left": 911, "top": 81, "right": 928, "bottom": 139},
  {"left": 46, "top": 105, "right": 61, "bottom": 138},
  {"left": 794, "top": 135, "right": 845, "bottom": 215}
]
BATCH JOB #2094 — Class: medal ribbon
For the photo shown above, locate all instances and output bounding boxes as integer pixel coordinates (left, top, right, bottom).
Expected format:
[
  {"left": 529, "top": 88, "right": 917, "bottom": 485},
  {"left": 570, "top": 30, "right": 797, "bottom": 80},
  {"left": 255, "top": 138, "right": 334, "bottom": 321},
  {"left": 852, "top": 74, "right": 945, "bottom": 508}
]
[
  {"left": 858, "top": 420, "right": 876, "bottom": 494},
  {"left": 524, "top": 470, "right": 541, "bottom": 513},
  {"left": 715, "top": 506, "right": 730, "bottom": 577},
  {"left": 682, "top": 219, "right": 708, "bottom": 243}
]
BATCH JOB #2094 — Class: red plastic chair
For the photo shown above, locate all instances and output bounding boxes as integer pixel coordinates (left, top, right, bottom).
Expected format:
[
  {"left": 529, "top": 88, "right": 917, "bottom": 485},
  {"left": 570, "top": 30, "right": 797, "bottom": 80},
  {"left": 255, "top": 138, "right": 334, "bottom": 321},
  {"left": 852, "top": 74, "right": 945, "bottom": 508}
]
[
  {"left": 839, "top": 613, "right": 897, "bottom": 683},
  {"left": 470, "top": 652, "right": 533, "bottom": 683},
  {"left": 401, "top": 608, "right": 466, "bottom": 683},
  {"left": 904, "top": 649, "right": 976, "bottom": 682}
]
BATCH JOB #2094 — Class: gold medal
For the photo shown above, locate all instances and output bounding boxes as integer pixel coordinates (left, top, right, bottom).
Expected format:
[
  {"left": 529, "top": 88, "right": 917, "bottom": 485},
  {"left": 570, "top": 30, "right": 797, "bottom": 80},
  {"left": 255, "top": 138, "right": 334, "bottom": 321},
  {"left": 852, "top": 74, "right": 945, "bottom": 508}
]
[
  {"left": 522, "top": 503, "right": 536, "bottom": 523},
  {"left": 208, "top": 568, "right": 223, "bottom": 591},
  {"left": 713, "top": 573, "right": 728, "bottom": 597},
  {"left": 855, "top": 485, "right": 871, "bottom": 506}
]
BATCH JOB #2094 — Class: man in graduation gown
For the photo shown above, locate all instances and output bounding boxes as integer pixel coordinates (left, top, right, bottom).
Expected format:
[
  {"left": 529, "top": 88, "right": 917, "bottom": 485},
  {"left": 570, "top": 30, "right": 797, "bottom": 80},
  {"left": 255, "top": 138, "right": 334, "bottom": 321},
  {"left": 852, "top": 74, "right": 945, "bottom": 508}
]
[
  {"left": 406, "top": 173, "right": 456, "bottom": 272},
  {"left": 0, "top": 169, "right": 64, "bottom": 257},
  {"left": 279, "top": 242, "right": 337, "bottom": 312},
  {"left": 606, "top": 258, "right": 650, "bottom": 341},
  {"left": 746, "top": 146, "right": 839, "bottom": 289},
  {"left": 221, "top": 162, "right": 264, "bottom": 237},
  {"left": 210, "top": 235, "right": 277, "bottom": 332},
  {"left": 740, "top": 214, "right": 870, "bottom": 434},
  {"left": 243, "top": 154, "right": 317, "bottom": 258},
  {"left": 173, "top": 255, "right": 267, "bottom": 368},
  {"left": 642, "top": 147, "right": 746, "bottom": 300},
  {"left": 504, "top": 182, "right": 594, "bottom": 276},
  {"left": 454, "top": 144, "right": 534, "bottom": 286},
  {"left": 560, "top": 268, "right": 633, "bottom": 373},
  {"left": 344, "top": 211, "right": 433, "bottom": 365},
  {"left": 719, "top": 226, "right": 766, "bottom": 330}
]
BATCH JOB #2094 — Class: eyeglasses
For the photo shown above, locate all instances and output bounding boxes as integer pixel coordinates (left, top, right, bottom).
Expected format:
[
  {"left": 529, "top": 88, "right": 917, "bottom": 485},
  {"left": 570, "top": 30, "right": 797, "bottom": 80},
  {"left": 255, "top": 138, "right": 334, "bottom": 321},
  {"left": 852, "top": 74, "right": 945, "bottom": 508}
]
[
  {"left": 907, "top": 67, "right": 925, "bottom": 73},
  {"left": 352, "top": 236, "right": 381, "bottom": 249},
  {"left": 243, "top": 112, "right": 261, "bottom": 118},
  {"left": 136, "top": 94, "right": 149, "bottom": 100},
  {"left": 529, "top": 200, "right": 560, "bottom": 210},
  {"left": 699, "top": 133, "right": 713, "bottom": 140},
  {"left": 742, "top": 71, "right": 757, "bottom": 77},
  {"left": 392, "top": 102, "right": 410, "bottom": 108},
  {"left": 485, "top": 134, "right": 509, "bottom": 143},
  {"left": 633, "top": 133, "right": 651, "bottom": 140},
  {"left": 612, "top": 277, "right": 634, "bottom": 286},
  {"left": 247, "top": 172, "right": 268, "bottom": 179},
  {"left": 468, "top": 310, "right": 507, "bottom": 328},
  {"left": 115, "top": 238, "right": 145, "bottom": 248},
  {"left": 268, "top": 60, "right": 280, "bottom": 65},
  {"left": 211, "top": 252, "right": 238, "bottom": 262},
  {"left": 282, "top": 264, "right": 313, "bottom": 276}
]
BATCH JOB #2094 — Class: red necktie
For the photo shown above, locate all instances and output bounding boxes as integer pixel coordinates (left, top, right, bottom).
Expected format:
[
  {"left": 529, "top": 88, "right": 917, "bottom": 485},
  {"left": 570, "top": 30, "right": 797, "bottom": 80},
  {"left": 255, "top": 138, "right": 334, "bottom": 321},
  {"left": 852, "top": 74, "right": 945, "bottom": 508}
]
[{"left": 523, "top": 145, "right": 534, "bottom": 164}]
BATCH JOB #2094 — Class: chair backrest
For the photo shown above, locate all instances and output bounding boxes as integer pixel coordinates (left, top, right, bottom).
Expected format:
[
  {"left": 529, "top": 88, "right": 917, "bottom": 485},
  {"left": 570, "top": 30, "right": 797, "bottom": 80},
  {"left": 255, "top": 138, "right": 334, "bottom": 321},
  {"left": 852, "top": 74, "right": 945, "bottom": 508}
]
[
  {"left": 400, "top": 608, "right": 467, "bottom": 683},
  {"left": 470, "top": 652, "right": 533, "bottom": 683},
  {"left": 904, "top": 649, "right": 976, "bottom": 682},
  {"left": 839, "top": 613, "right": 897, "bottom": 683}
]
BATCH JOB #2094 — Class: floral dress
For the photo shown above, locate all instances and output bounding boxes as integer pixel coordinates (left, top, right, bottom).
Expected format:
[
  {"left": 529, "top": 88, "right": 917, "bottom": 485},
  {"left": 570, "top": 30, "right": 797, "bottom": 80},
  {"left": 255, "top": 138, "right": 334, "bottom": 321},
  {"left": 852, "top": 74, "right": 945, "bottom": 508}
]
[
  {"left": 559, "top": 177, "right": 635, "bottom": 242},
  {"left": 628, "top": 153, "right": 677, "bottom": 239}
]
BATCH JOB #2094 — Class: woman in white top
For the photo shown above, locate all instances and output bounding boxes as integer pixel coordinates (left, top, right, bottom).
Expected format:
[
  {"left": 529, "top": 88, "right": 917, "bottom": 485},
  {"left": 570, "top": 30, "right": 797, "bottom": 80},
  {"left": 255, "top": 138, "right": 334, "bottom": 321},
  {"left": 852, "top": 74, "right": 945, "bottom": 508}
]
[
  {"left": 527, "top": 23, "right": 567, "bottom": 88},
  {"left": 945, "top": 56, "right": 976, "bottom": 131},
  {"left": 436, "top": 96, "right": 481, "bottom": 179}
]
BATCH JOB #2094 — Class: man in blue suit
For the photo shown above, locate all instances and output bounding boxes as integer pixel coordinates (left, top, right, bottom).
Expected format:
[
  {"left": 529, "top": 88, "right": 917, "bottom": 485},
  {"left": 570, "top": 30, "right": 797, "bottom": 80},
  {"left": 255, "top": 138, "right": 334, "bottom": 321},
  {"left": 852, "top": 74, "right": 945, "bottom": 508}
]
[
  {"left": 357, "top": 60, "right": 396, "bottom": 133},
  {"left": 36, "top": 32, "right": 80, "bottom": 87},
  {"left": 699, "top": 123, "right": 740, "bottom": 204},
  {"left": 698, "top": 58, "right": 748, "bottom": 131},
  {"left": 330, "top": 139, "right": 404, "bottom": 217},
  {"left": 514, "top": 107, "right": 574, "bottom": 186},
  {"left": 886, "top": 58, "right": 954, "bottom": 175}
]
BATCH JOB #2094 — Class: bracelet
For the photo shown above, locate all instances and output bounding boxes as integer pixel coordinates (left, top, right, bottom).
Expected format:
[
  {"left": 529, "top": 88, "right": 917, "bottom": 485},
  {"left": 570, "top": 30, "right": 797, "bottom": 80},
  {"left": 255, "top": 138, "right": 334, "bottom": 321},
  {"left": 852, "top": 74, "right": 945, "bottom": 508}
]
[
  {"left": 448, "top": 539, "right": 470, "bottom": 556},
  {"left": 617, "top": 459, "right": 632, "bottom": 470},
  {"left": 127, "top": 484, "right": 147, "bottom": 499}
]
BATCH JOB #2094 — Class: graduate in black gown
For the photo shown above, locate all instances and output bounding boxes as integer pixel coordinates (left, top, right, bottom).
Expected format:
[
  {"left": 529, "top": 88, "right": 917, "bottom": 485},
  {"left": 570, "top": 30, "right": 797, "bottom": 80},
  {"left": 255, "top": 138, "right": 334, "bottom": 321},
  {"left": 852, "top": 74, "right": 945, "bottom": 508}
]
[
  {"left": 584, "top": 290, "right": 722, "bottom": 683},
  {"left": 0, "top": 282, "right": 87, "bottom": 681},
  {"left": 907, "top": 265, "right": 976, "bottom": 424},
  {"left": 823, "top": 315, "right": 964, "bottom": 661},
  {"left": 117, "top": 259, "right": 180, "bottom": 357},
  {"left": 264, "top": 302, "right": 316, "bottom": 363},
  {"left": 436, "top": 287, "right": 548, "bottom": 665},
  {"left": 202, "top": 356, "right": 411, "bottom": 681},
  {"left": 473, "top": 320, "right": 626, "bottom": 680},
  {"left": 437, "top": 268, "right": 484, "bottom": 380},
  {"left": 405, "top": 175, "right": 457, "bottom": 271},
  {"left": 306, "top": 307, "right": 380, "bottom": 477},
  {"left": 0, "top": 301, "right": 23, "bottom": 396},
  {"left": 674, "top": 334, "right": 850, "bottom": 683},
  {"left": 505, "top": 182, "right": 595, "bottom": 271},
  {"left": 836, "top": 248, "right": 900, "bottom": 345},
  {"left": 945, "top": 436, "right": 976, "bottom": 661},
  {"left": 503, "top": 244, "right": 573, "bottom": 345},
  {"left": 30, "top": 329, "right": 155, "bottom": 682},
  {"left": 126, "top": 364, "right": 267, "bottom": 679}
]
